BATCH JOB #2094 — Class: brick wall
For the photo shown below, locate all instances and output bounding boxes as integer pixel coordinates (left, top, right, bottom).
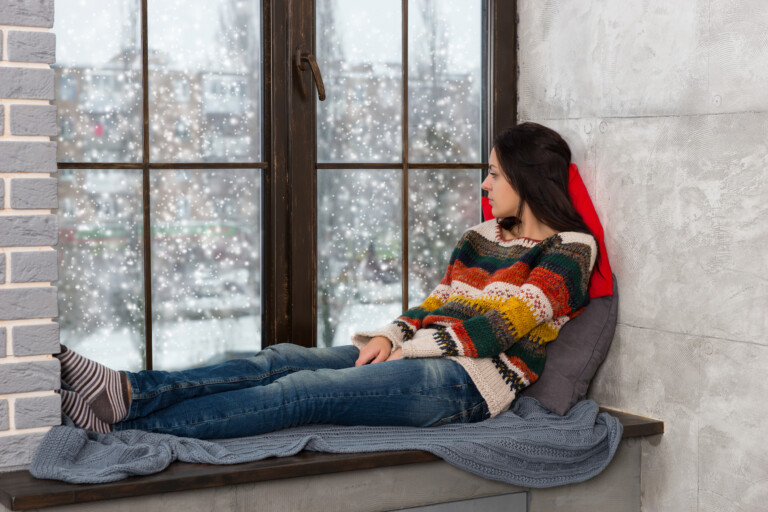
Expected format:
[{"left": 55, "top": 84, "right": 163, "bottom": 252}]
[{"left": 0, "top": 0, "right": 60, "bottom": 471}]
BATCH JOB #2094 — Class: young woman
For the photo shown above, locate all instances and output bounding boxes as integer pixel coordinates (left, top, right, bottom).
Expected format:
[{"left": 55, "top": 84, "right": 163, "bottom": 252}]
[{"left": 58, "top": 122, "right": 598, "bottom": 438}]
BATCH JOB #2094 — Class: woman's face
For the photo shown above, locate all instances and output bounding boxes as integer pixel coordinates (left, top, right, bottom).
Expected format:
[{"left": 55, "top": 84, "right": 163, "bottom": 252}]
[{"left": 482, "top": 148, "right": 521, "bottom": 219}]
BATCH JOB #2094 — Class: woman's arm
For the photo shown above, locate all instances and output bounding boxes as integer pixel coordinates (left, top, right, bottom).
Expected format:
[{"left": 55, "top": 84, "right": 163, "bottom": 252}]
[{"left": 401, "top": 232, "right": 596, "bottom": 359}]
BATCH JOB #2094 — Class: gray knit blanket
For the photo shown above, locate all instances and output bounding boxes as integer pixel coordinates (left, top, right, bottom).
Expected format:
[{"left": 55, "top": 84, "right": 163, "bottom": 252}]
[{"left": 30, "top": 397, "right": 622, "bottom": 488}]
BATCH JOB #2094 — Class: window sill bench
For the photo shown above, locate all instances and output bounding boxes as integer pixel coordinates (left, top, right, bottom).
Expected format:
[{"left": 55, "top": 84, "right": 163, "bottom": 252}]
[{"left": 0, "top": 408, "right": 662, "bottom": 512}]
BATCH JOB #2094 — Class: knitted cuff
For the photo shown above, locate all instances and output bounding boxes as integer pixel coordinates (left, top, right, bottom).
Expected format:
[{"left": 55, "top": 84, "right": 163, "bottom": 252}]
[
  {"left": 401, "top": 329, "right": 444, "bottom": 358},
  {"left": 351, "top": 323, "right": 406, "bottom": 352}
]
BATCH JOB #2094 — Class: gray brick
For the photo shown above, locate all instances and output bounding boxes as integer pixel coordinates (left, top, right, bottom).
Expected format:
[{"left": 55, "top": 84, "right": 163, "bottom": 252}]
[
  {"left": 0, "top": 178, "right": 4, "bottom": 208},
  {"left": 11, "top": 250, "right": 57, "bottom": 282},
  {"left": 0, "top": 68, "right": 54, "bottom": 100},
  {"left": 7, "top": 31, "right": 55, "bottom": 64},
  {"left": 0, "top": 0, "right": 54, "bottom": 28},
  {"left": 0, "top": 253, "right": 4, "bottom": 284},
  {"left": 0, "top": 215, "right": 58, "bottom": 246},
  {"left": 12, "top": 323, "right": 59, "bottom": 356},
  {"left": 0, "top": 104, "right": 4, "bottom": 135},
  {"left": 10, "top": 178, "right": 58, "bottom": 209},
  {"left": 0, "top": 327, "right": 6, "bottom": 357},
  {"left": 0, "top": 360, "right": 59, "bottom": 394},
  {"left": 0, "top": 400, "right": 8, "bottom": 431},
  {"left": 0, "top": 142, "right": 57, "bottom": 172},
  {"left": 0, "top": 432, "right": 47, "bottom": 470},
  {"left": 10, "top": 105, "right": 57, "bottom": 136},
  {"left": 15, "top": 394, "right": 60, "bottom": 429},
  {"left": 0, "top": 287, "right": 58, "bottom": 321}
]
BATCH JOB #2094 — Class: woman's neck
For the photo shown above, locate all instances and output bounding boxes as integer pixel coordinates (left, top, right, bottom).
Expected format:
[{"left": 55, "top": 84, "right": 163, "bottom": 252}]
[{"left": 500, "top": 207, "right": 558, "bottom": 241}]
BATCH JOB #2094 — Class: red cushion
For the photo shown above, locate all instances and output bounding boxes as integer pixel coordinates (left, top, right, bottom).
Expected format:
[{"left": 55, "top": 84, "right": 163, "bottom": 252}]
[{"left": 481, "top": 164, "right": 613, "bottom": 298}]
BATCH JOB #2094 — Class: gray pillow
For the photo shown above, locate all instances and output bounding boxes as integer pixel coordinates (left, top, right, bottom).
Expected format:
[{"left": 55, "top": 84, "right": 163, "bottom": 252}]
[{"left": 520, "top": 275, "right": 618, "bottom": 415}]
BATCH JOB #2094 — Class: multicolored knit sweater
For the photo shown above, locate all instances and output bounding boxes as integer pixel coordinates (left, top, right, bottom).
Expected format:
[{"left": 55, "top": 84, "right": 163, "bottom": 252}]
[{"left": 352, "top": 220, "right": 597, "bottom": 417}]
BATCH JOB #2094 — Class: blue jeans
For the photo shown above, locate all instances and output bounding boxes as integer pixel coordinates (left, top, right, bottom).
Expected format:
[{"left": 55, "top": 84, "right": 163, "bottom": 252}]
[{"left": 114, "top": 343, "right": 489, "bottom": 439}]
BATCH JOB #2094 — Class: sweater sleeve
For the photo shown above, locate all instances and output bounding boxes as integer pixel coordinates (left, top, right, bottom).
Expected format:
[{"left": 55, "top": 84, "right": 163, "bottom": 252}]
[
  {"left": 401, "top": 232, "right": 597, "bottom": 359},
  {"left": 350, "top": 238, "right": 462, "bottom": 352}
]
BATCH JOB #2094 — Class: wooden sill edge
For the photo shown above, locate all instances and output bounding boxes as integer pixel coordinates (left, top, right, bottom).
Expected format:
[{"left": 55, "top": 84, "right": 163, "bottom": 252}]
[{"left": 0, "top": 410, "right": 663, "bottom": 511}]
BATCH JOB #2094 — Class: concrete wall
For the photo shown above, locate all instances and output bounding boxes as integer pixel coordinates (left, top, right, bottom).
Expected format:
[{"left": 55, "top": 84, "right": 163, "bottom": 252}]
[
  {"left": 517, "top": 1, "right": 768, "bottom": 511},
  {"left": 0, "top": 0, "right": 61, "bottom": 471}
]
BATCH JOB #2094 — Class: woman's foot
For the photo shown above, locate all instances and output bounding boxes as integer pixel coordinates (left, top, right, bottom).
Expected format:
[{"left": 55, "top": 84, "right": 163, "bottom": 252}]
[
  {"left": 60, "top": 390, "right": 112, "bottom": 433},
  {"left": 56, "top": 345, "right": 130, "bottom": 424}
]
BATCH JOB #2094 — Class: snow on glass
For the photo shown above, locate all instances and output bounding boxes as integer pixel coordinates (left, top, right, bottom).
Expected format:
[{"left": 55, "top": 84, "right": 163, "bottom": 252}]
[
  {"left": 317, "top": 170, "right": 403, "bottom": 347},
  {"left": 55, "top": 0, "right": 484, "bottom": 364},
  {"left": 150, "top": 170, "right": 262, "bottom": 370},
  {"left": 148, "top": 0, "right": 262, "bottom": 162},
  {"left": 54, "top": 0, "right": 143, "bottom": 163},
  {"left": 315, "top": 1, "right": 485, "bottom": 344},
  {"left": 408, "top": 169, "right": 482, "bottom": 308},
  {"left": 408, "top": 0, "right": 483, "bottom": 162},
  {"left": 57, "top": 170, "right": 145, "bottom": 371},
  {"left": 316, "top": 0, "right": 403, "bottom": 162}
]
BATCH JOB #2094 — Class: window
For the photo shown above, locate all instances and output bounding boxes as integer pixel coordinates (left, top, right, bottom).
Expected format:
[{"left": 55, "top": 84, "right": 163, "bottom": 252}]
[
  {"left": 54, "top": 0, "right": 516, "bottom": 369},
  {"left": 315, "top": 0, "right": 486, "bottom": 346},
  {"left": 55, "top": 0, "right": 264, "bottom": 371}
]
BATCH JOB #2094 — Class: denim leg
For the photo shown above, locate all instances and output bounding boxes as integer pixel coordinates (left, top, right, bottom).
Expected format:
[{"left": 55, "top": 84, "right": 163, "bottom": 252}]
[
  {"left": 122, "top": 344, "right": 359, "bottom": 421},
  {"left": 114, "top": 357, "right": 489, "bottom": 439}
]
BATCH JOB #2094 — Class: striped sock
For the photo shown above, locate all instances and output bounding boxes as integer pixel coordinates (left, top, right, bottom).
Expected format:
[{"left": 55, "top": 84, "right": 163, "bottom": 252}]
[
  {"left": 60, "top": 390, "right": 112, "bottom": 433},
  {"left": 57, "top": 345, "right": 130, "bottom": 424}
]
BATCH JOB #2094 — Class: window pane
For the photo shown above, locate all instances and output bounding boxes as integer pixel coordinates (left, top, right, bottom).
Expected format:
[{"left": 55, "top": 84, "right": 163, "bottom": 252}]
[
  {"left": 58, "top": 170, "right": 145, "bottom": 371},
  {"left": 408, "top": 0, "right": 483, "bottom": 162},
  {"left": 316, "top": 0, "right": 403, "bottom": 163},
  {"left": 54, "top": 0, "right": 142, "bottom": 163},
  {"left": 317, "top": 170, "right": 403, "bottom": 347},
  {"left": 408, "top": 169, "right": 482, "bottom": 308},
  {"left": 148, "top": 0, "right": 263, "bottom": 162},
  {"left": 150, "top": 170, "right": 262, "bottom": 370}
]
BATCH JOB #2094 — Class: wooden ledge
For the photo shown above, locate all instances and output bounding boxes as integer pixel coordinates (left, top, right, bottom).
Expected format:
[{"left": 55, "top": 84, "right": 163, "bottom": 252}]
[{"left": 0, "top": 409, "right": 663, "bottom": 511}]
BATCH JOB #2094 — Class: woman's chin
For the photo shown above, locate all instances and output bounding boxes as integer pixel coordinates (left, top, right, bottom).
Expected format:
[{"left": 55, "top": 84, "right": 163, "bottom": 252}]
[{"left": 491, "top": 206, "right": 511, "bottom": 219}]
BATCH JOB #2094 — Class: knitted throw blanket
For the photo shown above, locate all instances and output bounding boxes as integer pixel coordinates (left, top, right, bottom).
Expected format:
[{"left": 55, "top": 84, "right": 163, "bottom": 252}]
[{"left": 30, "top": 398, "right": 622, "bottom": 487}]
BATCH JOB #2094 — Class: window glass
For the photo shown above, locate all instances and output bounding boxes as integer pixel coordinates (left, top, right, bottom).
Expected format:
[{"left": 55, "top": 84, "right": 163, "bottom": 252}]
[
  {"left": 408, "top": 0, "right": 483, "bottom": 162},
  {"left": 408, "top": 169, "right": 482, "bottom": 308},
  {"left": 54, "top": 0, "right": 142, "bottom": 162},
  {"left": 150, "top": 170, "right": 262, "bottom": 370},
  {"left": 58, "top": 169, "right": 145, "bottom": 371},
  {"left": 316, "top": 0, "right": 403, "bottom": 163},
  {"left": 317, "top": 170, "right": 403, "bottom": 347},
  {"left": 148, "top": 0, "right": 262, "bottom": 162}
]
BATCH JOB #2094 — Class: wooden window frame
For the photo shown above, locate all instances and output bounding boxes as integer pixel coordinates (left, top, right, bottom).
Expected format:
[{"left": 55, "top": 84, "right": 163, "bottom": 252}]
[{"left": 55, "top": 0, "right": 517, "bottom": 363}]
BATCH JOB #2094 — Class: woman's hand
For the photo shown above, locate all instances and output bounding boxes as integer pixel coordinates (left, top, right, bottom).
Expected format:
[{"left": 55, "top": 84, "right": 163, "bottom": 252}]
[
  {"left": 355, "top": 336, "right": 393, "bottom": 366},
  {"left": 386, "top": 348, "right": 403, "bottom": 362}
]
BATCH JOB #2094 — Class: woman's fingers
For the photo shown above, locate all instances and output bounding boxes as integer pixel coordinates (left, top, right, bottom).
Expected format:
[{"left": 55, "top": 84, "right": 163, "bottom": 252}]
[
  {"left": 371, "top": 350, "right": 389, "bottom": 364},
  {"left": 355, "top": 337, "right": 394, "bottom": 366},
  {"left": 355, "top": 345, "right": 379, "bottom": 366}
]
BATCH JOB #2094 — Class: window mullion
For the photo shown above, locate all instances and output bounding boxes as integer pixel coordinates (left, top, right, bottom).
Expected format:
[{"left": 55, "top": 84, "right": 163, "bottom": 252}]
[
  {"left": 140, "top": 0, "right": 153, "bottom": 370},
  {"left": 401, "top": 0, "right": 409, "bottom": 314}
]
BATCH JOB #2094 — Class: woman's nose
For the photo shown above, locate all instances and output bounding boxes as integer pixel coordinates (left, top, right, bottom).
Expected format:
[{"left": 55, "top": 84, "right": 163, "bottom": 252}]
[{"left": 481, "top": 176, "right": 491, "bottom": 191}]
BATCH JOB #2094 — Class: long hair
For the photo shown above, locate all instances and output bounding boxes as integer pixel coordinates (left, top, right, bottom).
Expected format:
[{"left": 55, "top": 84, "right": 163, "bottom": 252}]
[{"left": 493, "top": 123, "right": 593, "bottom": 237}]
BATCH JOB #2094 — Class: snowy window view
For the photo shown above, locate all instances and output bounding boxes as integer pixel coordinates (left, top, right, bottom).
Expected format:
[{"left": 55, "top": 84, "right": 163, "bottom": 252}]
[
  {"left": 316, "top": 0, "right": 485, "bottom": 346},
  {"left": 150, "top": 170, "right": 261, "bottom": 371},
  {"left": 148, "top": 0, "right": 262, "bottom": 162},
  {"left": 54, "top": 0, "right": 264, "bottom": 371},
  {"left": 54, "top": 0, "right": 486, "bottom": 366},
  {"left": 57, "top": 169, "right": 146, "bottom": 371}
]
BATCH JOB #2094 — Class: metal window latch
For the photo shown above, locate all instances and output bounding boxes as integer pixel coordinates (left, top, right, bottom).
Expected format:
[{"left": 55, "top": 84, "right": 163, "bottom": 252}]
[{"left": 295, "top": 49, "right": 326, "bottom": 101}]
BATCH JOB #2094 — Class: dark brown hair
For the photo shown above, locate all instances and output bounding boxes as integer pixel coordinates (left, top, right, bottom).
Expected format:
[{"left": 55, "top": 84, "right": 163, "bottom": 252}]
[{"left": 493, "top": 122, "right": 592, "bottom": 237}]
